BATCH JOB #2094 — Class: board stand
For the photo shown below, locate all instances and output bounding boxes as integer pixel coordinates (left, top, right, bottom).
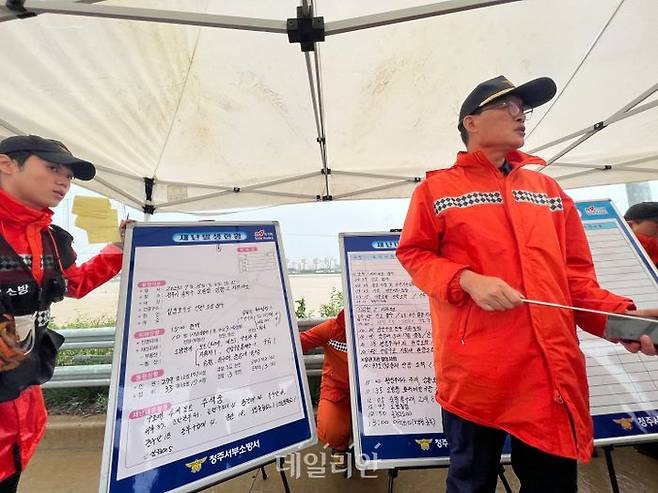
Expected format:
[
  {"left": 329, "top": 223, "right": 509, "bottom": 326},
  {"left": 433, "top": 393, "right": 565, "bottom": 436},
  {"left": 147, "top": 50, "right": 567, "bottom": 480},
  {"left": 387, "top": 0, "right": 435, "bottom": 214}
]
[
  {"left": 602, "top": 446, "right": 620, "bottom": 493},
  {"left": 385, "top": 463, "right": 513, "bottom": 493},
  {"left": 187, "top": 458, "right": 291, "bottom": 493}
]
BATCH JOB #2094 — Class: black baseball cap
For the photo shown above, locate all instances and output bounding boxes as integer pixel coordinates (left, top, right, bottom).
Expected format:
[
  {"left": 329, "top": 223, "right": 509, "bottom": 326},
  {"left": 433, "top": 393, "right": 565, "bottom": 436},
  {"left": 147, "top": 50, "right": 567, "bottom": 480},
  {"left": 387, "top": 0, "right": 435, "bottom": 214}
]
[
  {"left": 0, "top": 134, "right": 95, "bottom": 180},
  {"left": 458, "top": 75, "right": 557, "bottom": 129},
  {"left": 624, "top": 202, "right": 658, "bottom": 222}
]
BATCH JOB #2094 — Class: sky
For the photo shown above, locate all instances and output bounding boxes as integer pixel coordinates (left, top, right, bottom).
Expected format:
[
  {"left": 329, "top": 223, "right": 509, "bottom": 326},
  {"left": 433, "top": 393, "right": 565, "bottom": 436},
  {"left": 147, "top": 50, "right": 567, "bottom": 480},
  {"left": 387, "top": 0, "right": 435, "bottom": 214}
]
[{"left": 54, "top": 180, "right": 658, "bottom": 263}]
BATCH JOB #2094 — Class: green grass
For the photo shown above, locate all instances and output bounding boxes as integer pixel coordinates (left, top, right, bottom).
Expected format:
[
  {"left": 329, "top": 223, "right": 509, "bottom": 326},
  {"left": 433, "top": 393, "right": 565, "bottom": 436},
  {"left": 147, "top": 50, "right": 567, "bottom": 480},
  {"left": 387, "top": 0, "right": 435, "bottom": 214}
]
[
  {"left": 45, "top": 316, "right": 115, "bottom": 415},
  {"left": 48, "top": 314, "right": 116, "bottom": 330},
  {"left": 44, "top": 387, "right": 110, "bottom": 416}
]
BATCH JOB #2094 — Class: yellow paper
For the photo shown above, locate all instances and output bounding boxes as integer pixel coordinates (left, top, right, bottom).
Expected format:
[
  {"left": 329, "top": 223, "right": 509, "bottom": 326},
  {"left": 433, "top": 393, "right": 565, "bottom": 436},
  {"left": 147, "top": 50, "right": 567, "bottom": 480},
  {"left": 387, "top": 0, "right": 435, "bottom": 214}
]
[
  {"left": 72, "top": 195, "right": 119, "bottom": 244},
  {"left": 75, "top": 209, "right": 118, "bottom": 230},
  {"left": 71, "top": 196, "right": 111, "bottom": 216},
  {"left": 86, "top": 227, "right": 120, "bottom": 244}
]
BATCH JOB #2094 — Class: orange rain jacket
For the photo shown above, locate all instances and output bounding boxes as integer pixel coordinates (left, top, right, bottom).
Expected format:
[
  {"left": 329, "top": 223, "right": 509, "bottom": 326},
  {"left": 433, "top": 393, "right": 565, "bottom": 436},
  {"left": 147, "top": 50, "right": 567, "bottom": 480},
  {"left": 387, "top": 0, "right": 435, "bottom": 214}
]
[
  {"left": 299, "top": 311, "right": 349, "bottom": 403},
  {"left": 635, "top": 233, "right": 658, "bottom": 266},
  {"left": 397, "top": 150, "right": 634, "bottom": 462},
  {"left": 0, "top": 189, "right": 123, "bottom": 481}
]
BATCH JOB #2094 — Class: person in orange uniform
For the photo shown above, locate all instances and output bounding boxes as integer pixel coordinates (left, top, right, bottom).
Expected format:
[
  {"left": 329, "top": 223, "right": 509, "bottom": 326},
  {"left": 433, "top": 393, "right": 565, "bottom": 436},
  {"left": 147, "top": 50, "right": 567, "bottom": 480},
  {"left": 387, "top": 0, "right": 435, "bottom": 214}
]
[
  {"left": 0, "top": 135, "right": 128, "bottom": 493},
  {"left": 625, "top": 202, "right": 658, "bottom": 266},
  {"left": 299, "top": 310, "right": 351, "bottom": 454},
  {"left": 396, "top": 75, "right": 658, "bottom": 493},
  {"left": 624, "top": 202, "right": 658, "bottom": 459}
]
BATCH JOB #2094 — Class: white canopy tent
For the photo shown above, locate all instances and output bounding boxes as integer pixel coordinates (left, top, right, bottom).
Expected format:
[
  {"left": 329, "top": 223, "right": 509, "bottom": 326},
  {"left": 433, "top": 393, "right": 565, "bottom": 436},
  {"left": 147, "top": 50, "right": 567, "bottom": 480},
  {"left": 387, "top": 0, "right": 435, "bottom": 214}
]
[{"left": 0, "top": 0, "right": 656, "bottom": 214}]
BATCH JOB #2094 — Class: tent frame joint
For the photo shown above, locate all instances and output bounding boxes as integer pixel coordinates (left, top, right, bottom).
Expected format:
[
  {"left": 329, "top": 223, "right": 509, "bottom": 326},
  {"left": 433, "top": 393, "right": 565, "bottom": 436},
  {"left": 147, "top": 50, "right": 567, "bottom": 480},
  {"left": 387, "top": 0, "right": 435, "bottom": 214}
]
[
  {"left": 287, "top": 5, "right": 324, "bottom": 52},
  {"left": 143, "top": 176, "right": 156, "bottom": 215},
  {"left": 321, "top": 168, "right": 331, "bottom": 175},
  {"left": 593, "top": 121, "right": 607, "bottom": 131}
]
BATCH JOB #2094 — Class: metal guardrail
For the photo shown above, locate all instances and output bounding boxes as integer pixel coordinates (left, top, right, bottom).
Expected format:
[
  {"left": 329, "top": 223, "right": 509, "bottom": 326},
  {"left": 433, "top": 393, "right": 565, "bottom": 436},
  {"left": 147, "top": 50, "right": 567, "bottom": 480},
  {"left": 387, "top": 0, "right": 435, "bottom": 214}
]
[{"left": 45, "top": 318, "right": 330, "bottom": 388}]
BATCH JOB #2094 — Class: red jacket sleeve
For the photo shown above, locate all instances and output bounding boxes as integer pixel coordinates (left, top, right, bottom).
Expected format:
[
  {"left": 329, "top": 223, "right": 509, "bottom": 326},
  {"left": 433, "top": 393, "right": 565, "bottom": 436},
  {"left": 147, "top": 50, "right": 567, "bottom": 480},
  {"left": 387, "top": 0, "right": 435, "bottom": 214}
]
[
  {"left": 396, "top": 183, "right": 470, "bottom": 303},
  {"left": 562, "top": 193, "right": 634, "bottom": 336},
  {"left": 64, "top": 244, "right": 123, "bottom": 299},
  {"left": 636, "top": 233, "right": 658, "bottom": 266},
  {"left": 299, "top": 319, "right": 338, "bottom": 353}
]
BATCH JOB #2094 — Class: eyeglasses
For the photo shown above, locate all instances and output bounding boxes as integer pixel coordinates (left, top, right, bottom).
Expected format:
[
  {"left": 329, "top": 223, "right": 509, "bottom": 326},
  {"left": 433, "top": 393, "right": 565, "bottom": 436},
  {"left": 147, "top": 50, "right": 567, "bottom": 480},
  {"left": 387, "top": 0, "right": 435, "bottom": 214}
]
[{"left": 473, "top": 99, "right": 533, "bottom": 121}]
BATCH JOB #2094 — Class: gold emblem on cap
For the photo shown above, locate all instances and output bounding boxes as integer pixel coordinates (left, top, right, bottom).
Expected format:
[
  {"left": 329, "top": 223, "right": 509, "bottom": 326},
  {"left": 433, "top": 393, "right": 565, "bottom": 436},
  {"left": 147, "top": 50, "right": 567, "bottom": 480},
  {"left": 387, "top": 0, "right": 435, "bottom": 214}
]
[{"left": 478, "top": 87, "right": 516, "bottom": 107}]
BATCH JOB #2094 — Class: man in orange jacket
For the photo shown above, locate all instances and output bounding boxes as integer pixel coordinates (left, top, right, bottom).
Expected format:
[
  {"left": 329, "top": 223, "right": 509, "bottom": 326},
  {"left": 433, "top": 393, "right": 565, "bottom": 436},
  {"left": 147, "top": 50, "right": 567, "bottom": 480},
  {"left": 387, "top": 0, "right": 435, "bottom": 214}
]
[
  {"left": 0, "top": 135, "right": 127, "bottom": 493},
  {"left": 299, "top": 310, "right": 351, "bottom": 455},
  {"left": 624, "top": 202, "right": 658, "bottom": 460},
  {"left": 397, "top": 75, "right": 657, "bottom": 493},
  {"left": 625, "top": 202, "right": 658, "bottom": 266}
]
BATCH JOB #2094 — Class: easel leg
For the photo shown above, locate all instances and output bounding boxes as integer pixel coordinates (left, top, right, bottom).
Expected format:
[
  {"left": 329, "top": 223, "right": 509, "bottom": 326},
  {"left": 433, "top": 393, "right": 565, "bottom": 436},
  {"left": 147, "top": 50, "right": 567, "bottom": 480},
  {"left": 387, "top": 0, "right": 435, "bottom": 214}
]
[
  {"left": 497, "top": 464, "right": 513, "bottom": 493},
  {"left": 603, "top": 446, "right": 620, "bottom": 493},
  {"left": 277, "top": 457, "right": 291, "bottom": 493},
  {"left": 344, "top": 448, "right": 353, "bottom": 479},
  {"left": 387, "top": 468, "right": 398, "bottom": 493},
  {"left": 260, "top": 466, "right": 268, "bottom": 480}
]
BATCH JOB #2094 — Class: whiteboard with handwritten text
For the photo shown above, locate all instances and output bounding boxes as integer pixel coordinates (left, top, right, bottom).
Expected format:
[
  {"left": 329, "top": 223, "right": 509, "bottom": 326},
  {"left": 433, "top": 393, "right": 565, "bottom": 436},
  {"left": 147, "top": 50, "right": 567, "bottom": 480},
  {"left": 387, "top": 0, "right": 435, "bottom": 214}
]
[
  {"left": 576, "top": 200, "right": 658, "bottom": 445},
  {"left": 341, "top": 201, "right": 658, "bottom": 470},
  {"left": 100, "top": 223, "right": 315, "bottom": 493},
  {"left": 341, "top": 233, "right": 446, "bottom": 470}
]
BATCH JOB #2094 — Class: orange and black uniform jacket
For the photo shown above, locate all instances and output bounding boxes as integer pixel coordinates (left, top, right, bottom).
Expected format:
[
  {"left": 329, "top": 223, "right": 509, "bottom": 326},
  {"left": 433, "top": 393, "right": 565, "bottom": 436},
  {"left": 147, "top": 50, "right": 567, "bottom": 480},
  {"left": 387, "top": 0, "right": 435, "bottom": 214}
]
[
  {"left": 0, "top": 188, "right": 123, "bottom": 481},
  {"left": 397, "top": 150, "right": 633, "bottom": 462},
  {"left": 299, "top": 313, "right": 349, "bottom": 402}
]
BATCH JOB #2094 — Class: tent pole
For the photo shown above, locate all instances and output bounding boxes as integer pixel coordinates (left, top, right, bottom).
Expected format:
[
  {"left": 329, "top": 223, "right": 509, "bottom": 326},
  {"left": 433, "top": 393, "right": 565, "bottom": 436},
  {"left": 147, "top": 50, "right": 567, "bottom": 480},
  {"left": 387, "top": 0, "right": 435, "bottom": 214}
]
[
  {"left": 324, "top": 0, "right": 521, "bottom": 36},
  {"left": 538, "top": 85, "right": 658, "bottom": 167},
  {"left": 16, "top": 1, "right": 287, "bottom": 33},
  {"left": 550, "top": 162, "right": 610, "bottom": 170},
  {"left": 333, "top": 170, "right": 423, "bottom": 181},
  {"left": 0, "top": 118, "right": 26, "bottom": 136},
  {"left": 332, "top": 180, "right": 419, "bottom": 200},
  {"left": 530, "top": 84, "right": 658, "bottom": 155},
  {"left": 92, "top": 176, "right": 143, "bottom": 209}
]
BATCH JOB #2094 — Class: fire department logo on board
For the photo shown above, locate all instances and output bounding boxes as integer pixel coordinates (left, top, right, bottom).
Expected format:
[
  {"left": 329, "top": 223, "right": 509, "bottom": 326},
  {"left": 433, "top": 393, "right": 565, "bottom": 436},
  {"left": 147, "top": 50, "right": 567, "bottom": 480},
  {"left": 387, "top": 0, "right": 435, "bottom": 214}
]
[
  {"left": 612, "top": 418, "right": 634, "bottom": 431},
  {"left": 185, "top": 456, "right": 207, "bottom": 473},
  {"left": 415, "top": 439, "right": 433, "bottom": 451}
]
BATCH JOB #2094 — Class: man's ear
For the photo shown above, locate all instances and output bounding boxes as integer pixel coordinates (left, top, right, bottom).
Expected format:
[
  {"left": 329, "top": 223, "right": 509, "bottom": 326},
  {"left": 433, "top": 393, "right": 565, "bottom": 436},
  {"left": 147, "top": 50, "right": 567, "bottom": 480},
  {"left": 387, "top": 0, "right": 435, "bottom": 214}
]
[
  {"left": 0, "top": 154, "right": 14, "bottom": 175},
  {"left": 462, "top": 115, "right": 478, "bottom": 135}
]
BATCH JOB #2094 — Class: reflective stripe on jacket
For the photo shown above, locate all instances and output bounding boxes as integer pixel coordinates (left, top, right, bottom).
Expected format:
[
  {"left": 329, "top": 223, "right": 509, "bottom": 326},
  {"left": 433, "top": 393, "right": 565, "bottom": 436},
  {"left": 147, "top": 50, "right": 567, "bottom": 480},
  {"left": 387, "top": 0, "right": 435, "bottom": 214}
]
[
  {"left": 300, "top": 312, "right": 349, "bottom": 402},
  {"left": 0, "top": 188, "right": 123, "bottom": 481},
  {"left": 397, "top": 150, "right": 633, "bottom": 462}
]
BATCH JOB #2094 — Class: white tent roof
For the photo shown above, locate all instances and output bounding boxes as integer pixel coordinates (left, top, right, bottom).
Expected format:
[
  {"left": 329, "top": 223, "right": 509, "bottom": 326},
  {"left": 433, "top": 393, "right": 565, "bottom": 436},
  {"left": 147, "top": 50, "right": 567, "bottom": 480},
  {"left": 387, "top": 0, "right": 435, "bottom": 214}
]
[{"left": 1, "top": 0, "right": 656, "bottom": 213}]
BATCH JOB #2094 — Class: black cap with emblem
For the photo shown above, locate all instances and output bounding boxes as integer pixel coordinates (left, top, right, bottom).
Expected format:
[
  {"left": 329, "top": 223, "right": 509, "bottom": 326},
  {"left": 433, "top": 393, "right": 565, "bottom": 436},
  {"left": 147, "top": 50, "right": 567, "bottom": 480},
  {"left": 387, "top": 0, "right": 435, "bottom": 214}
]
[
  {"left": 0, "top": 134, "right": 95, "bottom": 181},
  {"left": 458, "top": 75, "right": 557, "bottom": 130}
]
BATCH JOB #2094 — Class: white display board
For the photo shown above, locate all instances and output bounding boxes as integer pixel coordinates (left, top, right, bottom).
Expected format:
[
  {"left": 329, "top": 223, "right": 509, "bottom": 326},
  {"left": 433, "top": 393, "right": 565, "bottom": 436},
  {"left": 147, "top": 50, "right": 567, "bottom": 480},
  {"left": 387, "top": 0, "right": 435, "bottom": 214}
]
[
  {"left": 340, "top": 234, "right": 443, "bottom": 470},
  {"left": 100, "top": 222, "right": 315, "bottom": 493},
  {"left": 575, "top": 200, "right": 658, "bottom": 442}
]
